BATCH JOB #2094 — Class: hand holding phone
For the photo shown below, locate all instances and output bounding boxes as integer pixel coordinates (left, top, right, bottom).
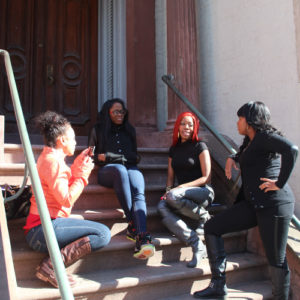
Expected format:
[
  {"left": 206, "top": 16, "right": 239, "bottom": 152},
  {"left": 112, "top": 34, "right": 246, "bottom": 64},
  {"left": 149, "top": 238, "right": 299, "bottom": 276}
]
[{"left": 88, "top": 146, "right": 95, "bottom": 157}]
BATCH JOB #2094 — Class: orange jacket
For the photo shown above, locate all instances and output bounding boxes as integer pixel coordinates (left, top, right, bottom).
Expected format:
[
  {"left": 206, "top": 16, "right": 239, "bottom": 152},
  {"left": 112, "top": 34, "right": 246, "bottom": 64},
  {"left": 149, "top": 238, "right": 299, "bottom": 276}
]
[{"left": 28, "top": 147, "right": 86, "bottom": 219}]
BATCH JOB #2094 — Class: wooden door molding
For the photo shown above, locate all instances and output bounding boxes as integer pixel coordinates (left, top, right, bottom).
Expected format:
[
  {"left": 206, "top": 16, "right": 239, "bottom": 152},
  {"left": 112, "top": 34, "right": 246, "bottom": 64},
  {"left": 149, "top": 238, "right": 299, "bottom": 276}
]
[{"left": 0, "top": 0, "right": 98, "bottom": 137}]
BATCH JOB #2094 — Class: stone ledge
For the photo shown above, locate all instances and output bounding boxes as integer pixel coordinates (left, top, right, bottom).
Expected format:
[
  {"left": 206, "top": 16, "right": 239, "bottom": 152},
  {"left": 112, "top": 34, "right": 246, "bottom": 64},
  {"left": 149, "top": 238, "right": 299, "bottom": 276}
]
[{"left": 287, "top": 224, "right": 300, "bottom": 300}]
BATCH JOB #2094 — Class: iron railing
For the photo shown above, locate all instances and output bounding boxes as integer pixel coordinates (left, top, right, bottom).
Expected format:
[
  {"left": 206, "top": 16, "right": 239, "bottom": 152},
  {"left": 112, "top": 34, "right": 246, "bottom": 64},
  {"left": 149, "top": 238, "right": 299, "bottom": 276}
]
[
  {"left": 162, "top": 73, "right": 300, "bottom": 231},
  {"left": 0, "top": 49, "right": 74, "bottom": 300}
]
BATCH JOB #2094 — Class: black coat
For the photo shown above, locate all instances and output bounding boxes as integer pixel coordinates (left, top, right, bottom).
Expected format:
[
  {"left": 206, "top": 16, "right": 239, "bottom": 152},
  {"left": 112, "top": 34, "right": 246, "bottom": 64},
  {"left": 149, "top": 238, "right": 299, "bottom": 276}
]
[
  {"left": 233, "top": 131, "right": 298, "bottom": 208},
  {"left": 88, "top": 123, "right": 140, "bottom": 167}
]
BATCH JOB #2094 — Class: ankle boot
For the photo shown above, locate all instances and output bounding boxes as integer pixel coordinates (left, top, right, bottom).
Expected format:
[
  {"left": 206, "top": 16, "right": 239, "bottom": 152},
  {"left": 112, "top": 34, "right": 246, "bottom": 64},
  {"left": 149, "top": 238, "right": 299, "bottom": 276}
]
[
  {"left": 187, "top": 236, "right": 207, "bottom": 268},
  {"left": 158, "top": 200, "right": 206, "bottom": 268},
  {"left": 60, "top": 236, "right": 91, "bottom": 267},
  {"left": 193, "top": 234, "right": 227, "bottom": 299},
  {"left": 36, "top": 236, "right": 91, "bottom": 288},
  {"left": 269, "top": 265, "right": 290, "bottom": 300}
]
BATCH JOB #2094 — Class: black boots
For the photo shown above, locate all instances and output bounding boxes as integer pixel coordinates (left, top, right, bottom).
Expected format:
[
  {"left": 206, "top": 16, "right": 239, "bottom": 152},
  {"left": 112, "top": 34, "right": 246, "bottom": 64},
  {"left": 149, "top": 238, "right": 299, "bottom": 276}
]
[
  {"left": 269, "top": 265, "right": 290, "bottom": 300},
  {"left": 158, "top": 200, "right": 207, "bottom": 268},
  {"left": 193, "top": 234, "right": 227, "bottom": 299}
]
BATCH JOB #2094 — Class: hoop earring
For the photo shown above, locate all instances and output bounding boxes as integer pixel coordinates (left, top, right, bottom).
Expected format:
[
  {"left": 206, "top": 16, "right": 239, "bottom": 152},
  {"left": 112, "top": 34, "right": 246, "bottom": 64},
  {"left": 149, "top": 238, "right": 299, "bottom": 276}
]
[{"left": 178, "top": 132, "right": 180, "bottom": 139}]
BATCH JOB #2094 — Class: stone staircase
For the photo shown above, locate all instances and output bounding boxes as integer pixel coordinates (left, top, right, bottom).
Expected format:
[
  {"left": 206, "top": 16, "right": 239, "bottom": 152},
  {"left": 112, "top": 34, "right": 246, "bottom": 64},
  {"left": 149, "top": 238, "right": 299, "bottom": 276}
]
[{"left": 1, "top": 142, "right": 273, "bottom": 299}]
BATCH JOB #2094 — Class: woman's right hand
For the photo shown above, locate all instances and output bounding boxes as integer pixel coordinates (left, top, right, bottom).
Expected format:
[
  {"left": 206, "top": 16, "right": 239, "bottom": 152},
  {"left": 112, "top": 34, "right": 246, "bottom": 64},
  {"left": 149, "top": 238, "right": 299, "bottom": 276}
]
[
  {"left": 160, "top": 193, "right": 167, "bottom": 201},
  {"left": 225, "top": 157, "right": 239, "bottom": 180},
  {"left": 71, "top": 148, "right": 95, "bottom": 184}
]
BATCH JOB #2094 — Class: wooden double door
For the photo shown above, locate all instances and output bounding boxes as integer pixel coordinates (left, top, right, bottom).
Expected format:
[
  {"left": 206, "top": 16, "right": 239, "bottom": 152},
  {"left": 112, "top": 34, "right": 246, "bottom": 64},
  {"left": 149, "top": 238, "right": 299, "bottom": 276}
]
[{"left": 0, "top": 0, "right": 98, "bottom": 137}]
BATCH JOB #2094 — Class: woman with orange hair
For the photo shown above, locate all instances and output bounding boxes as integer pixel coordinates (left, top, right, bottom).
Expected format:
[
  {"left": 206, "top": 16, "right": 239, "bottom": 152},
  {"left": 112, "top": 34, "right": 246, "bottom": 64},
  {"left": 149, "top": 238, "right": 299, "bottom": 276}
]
[{"left": 158, "top": 112, "right": 214, "bottom": 268}]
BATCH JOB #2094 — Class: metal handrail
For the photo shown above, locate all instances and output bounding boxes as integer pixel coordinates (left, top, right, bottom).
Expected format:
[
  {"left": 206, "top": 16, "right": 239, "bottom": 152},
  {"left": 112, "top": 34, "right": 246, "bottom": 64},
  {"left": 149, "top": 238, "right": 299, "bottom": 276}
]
[
  {"left": 162, "top": 73, "right": 300, "bottom": 232},
  {"left": 162, "top": 74, "right": 236, "bottom": 155},
  {"left": 0, "top": 50, "right": 74, "bottom": 300},
  {"left": 4, "top": 164, "right": 29, "bottom": 202}
]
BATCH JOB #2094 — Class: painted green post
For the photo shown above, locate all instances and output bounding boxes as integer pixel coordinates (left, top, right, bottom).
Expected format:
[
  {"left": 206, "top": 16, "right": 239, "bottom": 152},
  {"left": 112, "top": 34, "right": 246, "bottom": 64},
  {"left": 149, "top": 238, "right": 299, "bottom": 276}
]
[{"left": 0, "top": 49, "right": 74, "bottom": 300}]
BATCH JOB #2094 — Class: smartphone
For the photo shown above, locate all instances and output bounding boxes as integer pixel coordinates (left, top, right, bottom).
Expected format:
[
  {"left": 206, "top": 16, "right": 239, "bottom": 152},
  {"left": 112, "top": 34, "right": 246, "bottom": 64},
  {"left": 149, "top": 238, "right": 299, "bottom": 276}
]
[{"left": 88, "top": 146, "right": 95, "bottom": 157}]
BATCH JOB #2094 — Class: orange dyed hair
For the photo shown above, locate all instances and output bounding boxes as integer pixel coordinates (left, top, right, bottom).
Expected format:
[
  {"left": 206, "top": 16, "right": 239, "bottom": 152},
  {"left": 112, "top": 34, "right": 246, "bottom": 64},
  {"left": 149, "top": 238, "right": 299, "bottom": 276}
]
[{"left": 172, "top": 112, "right": 200, "bottom": 146}]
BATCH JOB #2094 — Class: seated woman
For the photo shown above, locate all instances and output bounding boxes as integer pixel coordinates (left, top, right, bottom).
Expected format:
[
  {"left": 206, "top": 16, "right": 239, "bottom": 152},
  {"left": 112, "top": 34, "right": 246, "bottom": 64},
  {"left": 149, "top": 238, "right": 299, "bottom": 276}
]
[
  {"left": 88, "top": 98, "right": 155, "bottom": 260},
  {"left": 24, "top": 111, "right": 111, "bottom": 288},
  {"left": 158, "top": 112, "right": 214, "bottom": 268}
]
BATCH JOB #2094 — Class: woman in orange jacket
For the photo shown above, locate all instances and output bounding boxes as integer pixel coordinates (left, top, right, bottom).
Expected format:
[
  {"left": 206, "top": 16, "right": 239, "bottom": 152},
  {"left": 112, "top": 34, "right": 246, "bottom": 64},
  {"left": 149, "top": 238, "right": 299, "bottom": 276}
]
[{"left": 24, "top": 111, "right": 111, "bottom": 288}]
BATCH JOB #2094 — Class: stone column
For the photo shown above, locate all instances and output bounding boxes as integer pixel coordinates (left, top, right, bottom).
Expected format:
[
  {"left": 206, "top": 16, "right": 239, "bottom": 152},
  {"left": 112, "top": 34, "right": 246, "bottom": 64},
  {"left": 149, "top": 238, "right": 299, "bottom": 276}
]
[
  {"left": 166, "top": 0, "right": 200, "bottom": 128},
  {"left": 155, "top": 0, "right": 168, "bottom": 132}
]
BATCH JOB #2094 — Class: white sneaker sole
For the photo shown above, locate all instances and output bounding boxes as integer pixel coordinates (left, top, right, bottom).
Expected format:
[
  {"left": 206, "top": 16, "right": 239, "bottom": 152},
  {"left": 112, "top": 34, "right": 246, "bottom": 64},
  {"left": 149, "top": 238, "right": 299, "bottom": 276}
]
[{"left": 133, "top": 244, "right": 155, "bottom": 260}]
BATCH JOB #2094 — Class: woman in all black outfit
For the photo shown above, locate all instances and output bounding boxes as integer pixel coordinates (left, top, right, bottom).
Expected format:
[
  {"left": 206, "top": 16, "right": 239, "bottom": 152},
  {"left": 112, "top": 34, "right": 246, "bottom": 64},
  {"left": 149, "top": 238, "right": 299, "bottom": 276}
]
[
  {"left": 88, "top": 99, "right": 155, "bottom": 260},
  {"left": 194, "top": 101, "right": 298, "bottom": 299},
  {"left": 158, "top": 112, "right": 214, "bottom": 268}
]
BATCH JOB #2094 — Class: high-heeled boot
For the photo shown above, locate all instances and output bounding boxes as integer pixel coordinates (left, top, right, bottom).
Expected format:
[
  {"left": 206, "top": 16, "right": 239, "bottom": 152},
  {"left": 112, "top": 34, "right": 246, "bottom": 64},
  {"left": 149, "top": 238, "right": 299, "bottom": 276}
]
[
  {"left": 269, "top": 265, "right": 290, "bottom": 300},
  {"left": 193, "top": 234, "right": 227, "bottom": 299},
  {"left": 36, "top": 236, "right": 91, "bottom": 288},
  {"left": 158, "top": 200, "right": 207, "bottom": 268},
  {"left": 186, "top": 233, "right": 207, "bottom": 268}
]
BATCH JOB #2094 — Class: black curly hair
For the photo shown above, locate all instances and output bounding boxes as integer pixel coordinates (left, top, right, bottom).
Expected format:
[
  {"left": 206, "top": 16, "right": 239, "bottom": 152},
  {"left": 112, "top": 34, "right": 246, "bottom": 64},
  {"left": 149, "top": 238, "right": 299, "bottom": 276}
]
[{"left": 35, "top": 111, "right": 70, "bottom": 147}]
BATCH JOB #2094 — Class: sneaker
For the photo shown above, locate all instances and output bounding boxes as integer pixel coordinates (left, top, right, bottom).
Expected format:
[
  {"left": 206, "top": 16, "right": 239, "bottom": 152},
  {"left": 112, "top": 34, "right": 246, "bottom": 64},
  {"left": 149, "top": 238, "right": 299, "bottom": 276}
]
[
  {"left": 133, "top": 232, "right": 155, "bottom": 260},
  {"left": 126, "top": 221, "right": 137, "bottom": 241}
]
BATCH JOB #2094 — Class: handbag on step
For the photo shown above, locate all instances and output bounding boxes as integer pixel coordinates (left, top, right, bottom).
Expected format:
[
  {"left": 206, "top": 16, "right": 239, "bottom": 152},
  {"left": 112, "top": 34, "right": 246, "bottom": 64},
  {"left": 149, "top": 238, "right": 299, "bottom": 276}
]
[{"left": 2, "top": 184, "right": 32, "bottom": 220}]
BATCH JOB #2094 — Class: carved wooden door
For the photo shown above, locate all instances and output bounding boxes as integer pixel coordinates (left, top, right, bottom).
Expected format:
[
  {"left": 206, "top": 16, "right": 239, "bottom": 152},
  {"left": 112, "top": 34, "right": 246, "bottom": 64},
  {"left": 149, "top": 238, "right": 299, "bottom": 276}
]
[{"left": 0, "top": 0, "right": 98, "bottom": 137}]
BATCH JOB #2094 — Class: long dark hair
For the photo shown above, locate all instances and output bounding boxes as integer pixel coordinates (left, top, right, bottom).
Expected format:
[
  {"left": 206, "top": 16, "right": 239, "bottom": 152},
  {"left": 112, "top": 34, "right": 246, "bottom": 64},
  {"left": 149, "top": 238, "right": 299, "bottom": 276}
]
[
  {"left": 35, "top": 111, "right": 70, "bottom": 148},
  {"left": 95, "top": 98, "right": 135, "bottom": 152},
  {"left": 237, "top": 101, "right": 282, "bottom": 154}
]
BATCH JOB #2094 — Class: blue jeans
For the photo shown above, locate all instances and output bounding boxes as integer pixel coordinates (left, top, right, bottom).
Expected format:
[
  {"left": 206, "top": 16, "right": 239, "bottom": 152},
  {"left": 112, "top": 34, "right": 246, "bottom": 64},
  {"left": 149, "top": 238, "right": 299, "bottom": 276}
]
[
  {"left": 98, "top": 164, "right": 147, "bottom": 233},
  {"left": 26, "top": 218, "right": 111, "bottom": 253}
]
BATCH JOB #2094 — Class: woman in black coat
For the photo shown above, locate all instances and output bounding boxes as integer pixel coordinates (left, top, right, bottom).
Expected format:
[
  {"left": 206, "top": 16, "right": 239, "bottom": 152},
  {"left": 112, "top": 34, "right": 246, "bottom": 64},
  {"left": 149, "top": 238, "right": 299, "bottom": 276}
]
[
  {"left": 194, "top": 101, "right": 298, "bottom": 299},
  {"left": 88, "top": 99, "right": 155, "bottom": 260}
]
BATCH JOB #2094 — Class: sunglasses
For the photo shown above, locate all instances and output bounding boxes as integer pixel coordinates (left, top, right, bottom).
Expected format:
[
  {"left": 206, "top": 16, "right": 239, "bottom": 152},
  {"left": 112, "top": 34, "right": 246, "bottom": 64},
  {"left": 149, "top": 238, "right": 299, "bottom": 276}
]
[{"left": 110, "top": 109, "right": 127, "bottom": 116}]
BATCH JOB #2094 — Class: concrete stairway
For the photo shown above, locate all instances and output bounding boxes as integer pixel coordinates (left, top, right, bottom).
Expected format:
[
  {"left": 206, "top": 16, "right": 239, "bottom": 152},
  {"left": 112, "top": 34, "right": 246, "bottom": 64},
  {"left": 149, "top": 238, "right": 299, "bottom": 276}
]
[{"left": 1, "top": 143, "right": 273, "bottom": 299}]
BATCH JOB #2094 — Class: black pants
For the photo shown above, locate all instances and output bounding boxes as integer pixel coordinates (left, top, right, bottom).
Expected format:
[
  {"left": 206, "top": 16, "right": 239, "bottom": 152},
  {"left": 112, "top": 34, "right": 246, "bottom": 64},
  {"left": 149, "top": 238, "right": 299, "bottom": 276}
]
[{"left": 205, "top": 200, "right": 294, "bottom": 267}]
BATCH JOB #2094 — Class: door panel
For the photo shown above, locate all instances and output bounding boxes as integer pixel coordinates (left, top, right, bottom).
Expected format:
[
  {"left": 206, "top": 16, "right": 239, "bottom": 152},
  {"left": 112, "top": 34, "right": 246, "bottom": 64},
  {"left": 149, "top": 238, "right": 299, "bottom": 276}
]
[{"left": 0, "top": 0, "right": 98, "bottom": 137}]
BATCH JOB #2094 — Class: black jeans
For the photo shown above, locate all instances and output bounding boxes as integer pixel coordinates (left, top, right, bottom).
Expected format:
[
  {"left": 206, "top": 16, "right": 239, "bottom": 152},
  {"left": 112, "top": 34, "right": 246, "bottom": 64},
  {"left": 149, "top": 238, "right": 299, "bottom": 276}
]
[{"left": 205, "top": 200, "right": 294, "bottom": 267}]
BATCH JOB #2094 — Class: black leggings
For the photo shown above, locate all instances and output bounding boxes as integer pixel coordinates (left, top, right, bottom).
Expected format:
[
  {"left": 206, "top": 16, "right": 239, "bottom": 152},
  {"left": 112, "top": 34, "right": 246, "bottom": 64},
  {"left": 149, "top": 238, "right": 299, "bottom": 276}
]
[{"left": 205, "top": 200, "right": 294, "bottom": 268}]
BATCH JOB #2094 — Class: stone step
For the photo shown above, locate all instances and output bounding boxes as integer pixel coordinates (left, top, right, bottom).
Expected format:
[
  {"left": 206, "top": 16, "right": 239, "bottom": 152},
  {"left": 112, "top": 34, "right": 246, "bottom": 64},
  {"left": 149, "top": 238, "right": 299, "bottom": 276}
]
[
  {"left": 0, "top": 162, "right": 168, "bottom": 186},
  {"left": 7, "top": 203, "right": 229, "bottom": 244},
  {"left": 7, "top": 206, "right": 166, "bottom": 242},
  {"left": 16, "top": 252, "right": 268, "bottom": 300},
  {"left": 2, "top": 183, "right": 164, "bottom": 213},
  {"left": 3, "top": 144, "right": 169, "bottom": 165},
  {"left": 12, "top": 230, "right": 247, "bottom": 282},
  {"left": 160, "top": 280, "right": 272, "bottom": 300}
]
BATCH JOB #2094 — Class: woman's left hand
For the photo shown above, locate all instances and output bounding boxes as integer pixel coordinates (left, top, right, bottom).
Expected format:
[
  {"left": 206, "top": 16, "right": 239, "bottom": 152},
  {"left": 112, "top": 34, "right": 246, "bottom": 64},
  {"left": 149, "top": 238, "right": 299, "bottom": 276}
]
[{"left": 259, "top": 178, "right": 280, "bottom": 192}]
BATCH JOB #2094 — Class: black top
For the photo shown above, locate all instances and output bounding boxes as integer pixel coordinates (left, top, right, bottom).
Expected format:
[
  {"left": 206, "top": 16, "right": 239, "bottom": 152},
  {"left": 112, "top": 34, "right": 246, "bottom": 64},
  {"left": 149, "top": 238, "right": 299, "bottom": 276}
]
[
  {"left": 169, "top": 140, "right": 208, "bottom": 185},
  {"left": 232, "top": 131, "right": 298, "bottom": 207},
  {"left": 88, "top": 123, "right": 140, "bottom": 167}
]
